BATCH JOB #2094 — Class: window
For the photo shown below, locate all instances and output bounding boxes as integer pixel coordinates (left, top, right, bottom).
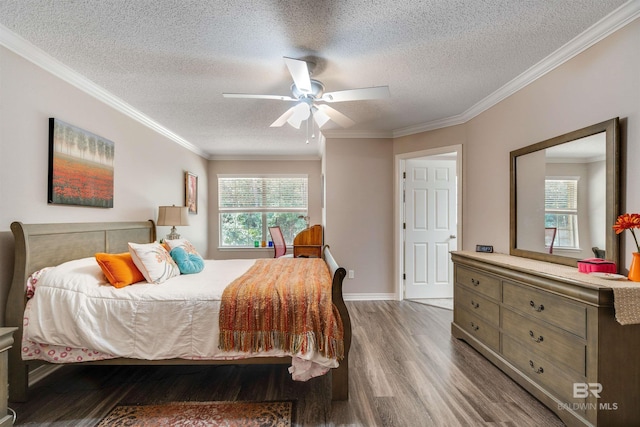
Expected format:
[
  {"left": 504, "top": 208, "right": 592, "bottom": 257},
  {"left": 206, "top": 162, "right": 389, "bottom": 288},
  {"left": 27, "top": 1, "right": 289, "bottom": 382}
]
[
  {"left": 544, "top": 178, "right": 579, "bottom": 249},
  {"left": 218, "top": 175, "right": 308, "bottom": 247}
]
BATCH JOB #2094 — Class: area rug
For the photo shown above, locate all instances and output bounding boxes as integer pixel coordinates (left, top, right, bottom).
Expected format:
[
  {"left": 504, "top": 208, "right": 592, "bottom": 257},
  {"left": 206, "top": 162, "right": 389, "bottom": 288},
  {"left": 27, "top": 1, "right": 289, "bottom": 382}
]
[{"left": 98, "top": 400, "right": 294, "bottom": 427}]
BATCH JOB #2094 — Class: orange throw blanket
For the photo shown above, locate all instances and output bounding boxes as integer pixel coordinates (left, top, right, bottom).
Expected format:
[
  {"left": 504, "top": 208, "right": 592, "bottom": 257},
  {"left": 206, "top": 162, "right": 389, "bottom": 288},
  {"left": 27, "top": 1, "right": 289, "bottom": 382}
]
[{"left": 219, "top": 258, "right": 344, "bottom": 360}]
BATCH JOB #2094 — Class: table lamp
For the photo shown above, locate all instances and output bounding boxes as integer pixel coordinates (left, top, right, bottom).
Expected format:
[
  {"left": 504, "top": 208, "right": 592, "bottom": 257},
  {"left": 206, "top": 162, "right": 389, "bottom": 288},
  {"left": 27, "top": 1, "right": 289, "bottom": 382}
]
[{"left": 157, "top": 205, "right": 189, "bottom": 240}]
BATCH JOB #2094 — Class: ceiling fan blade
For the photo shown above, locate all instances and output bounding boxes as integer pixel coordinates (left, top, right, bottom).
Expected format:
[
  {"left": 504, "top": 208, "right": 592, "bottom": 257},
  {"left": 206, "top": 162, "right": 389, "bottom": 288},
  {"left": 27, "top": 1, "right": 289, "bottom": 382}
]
[
  {"left": 321, "top": 86, "right": 390, "bottom": 103},
  {"left": 284, "top": 57, "right": 312, "bottom": 93},
  {"left": 316, "top": 104, "right": 355, "bottom": 128},
  {"left": 270, "top": 106, "right": 297, "bottom": 127},
  {"left": 223, "top": 93, "right": 295, "bottom": 101}
]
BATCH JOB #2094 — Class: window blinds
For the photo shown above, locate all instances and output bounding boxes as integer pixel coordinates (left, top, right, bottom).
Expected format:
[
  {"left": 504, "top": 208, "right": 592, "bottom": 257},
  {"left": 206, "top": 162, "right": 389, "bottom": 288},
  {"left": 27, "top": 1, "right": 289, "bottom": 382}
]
[
  {"left": 545, "top": 179, "right": 578, "bottom": 210},
  {"left": 218, "top": 176, "right": 308, "bottom": 210}
]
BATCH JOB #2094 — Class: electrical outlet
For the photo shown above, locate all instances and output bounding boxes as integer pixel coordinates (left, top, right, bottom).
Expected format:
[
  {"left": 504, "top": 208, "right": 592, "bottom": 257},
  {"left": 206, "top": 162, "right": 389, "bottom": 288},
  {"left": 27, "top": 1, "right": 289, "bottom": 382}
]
[{"left": 348, "top": 270, "right": 355, "bottom": 279}]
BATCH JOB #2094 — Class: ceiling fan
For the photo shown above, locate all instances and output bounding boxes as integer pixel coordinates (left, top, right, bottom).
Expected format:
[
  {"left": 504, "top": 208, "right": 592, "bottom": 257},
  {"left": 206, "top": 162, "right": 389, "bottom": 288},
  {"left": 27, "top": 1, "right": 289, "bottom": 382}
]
[{"left": 223, "top": 57, "right": 390, "bottom": 130}]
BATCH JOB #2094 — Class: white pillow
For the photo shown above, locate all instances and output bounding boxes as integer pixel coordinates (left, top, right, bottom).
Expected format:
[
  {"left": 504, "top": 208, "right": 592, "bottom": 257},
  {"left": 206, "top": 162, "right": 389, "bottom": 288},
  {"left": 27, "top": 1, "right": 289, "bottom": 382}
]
[
  {"left": 128, "top": 242, "right": 180, "bottom": 284},
  {"left": 165, "top": 238, "right": 202, "bottom": 257}
]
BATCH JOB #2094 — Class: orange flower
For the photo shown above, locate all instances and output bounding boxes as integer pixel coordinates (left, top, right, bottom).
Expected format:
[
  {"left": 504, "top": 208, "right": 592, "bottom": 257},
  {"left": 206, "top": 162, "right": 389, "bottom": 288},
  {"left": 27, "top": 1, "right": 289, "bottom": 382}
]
[{"left": 613, "top": 213, "right": 640, "bottom": 253}]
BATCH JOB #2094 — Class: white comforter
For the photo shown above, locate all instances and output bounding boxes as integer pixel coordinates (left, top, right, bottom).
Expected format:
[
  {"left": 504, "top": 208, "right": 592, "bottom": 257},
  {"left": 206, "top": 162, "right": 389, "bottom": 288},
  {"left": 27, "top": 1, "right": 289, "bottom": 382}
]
[{"left": 23, "top": 257, "right": 337, "bottom": 379}]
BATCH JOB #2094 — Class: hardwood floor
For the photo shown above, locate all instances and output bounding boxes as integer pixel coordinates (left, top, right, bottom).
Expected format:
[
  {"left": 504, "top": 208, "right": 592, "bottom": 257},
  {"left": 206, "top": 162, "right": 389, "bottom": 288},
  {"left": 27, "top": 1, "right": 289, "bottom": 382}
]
[{"left": 9, "top": 301, "right": 564, "bottom": 426}]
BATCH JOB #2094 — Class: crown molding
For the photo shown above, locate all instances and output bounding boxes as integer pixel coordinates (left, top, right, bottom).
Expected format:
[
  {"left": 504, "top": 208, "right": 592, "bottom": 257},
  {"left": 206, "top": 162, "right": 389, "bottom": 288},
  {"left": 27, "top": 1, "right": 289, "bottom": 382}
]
[
  {"left": 321, "top": 128, "right": 393, "bottom": 139},
  {"left": 209, "top": 154, "right": 321, "bottom": 161},
  {"left": 208, "top": 132, "right": 325, "bottom": 160},
  {"left": 0, "top": 24, "right": 209, "bottom": 159},
  {"left": 392, "top": 113, "right": 467, "bottom": 138}
]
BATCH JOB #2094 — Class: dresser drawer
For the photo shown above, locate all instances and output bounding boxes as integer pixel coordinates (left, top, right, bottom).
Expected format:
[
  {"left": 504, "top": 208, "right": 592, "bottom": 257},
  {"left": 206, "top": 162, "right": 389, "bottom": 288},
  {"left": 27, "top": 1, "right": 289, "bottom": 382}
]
[
  {"left": 454, "top": 306, "right": 499, "bottom": 351},
  {"left": 455, "top": 266, "right": 500, "bottom": 301},
  {"left": 455, "top": 285, "right": 499, "bottom": 326},
  {"left": 501, "top": 308, "right": 586, "bottom": 376},
  {"left": 502, "top": 334, "right": 586, "bottom": 412},
  {"left": 502, "top": 281, "right": 586, "bottom": 338}
]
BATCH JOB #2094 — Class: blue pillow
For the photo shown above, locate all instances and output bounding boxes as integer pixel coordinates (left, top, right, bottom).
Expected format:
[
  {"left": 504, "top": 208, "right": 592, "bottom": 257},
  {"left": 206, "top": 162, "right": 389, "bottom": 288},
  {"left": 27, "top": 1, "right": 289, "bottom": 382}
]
[{"left": 170, "top": 247, "right": 204, "bottom": 274}]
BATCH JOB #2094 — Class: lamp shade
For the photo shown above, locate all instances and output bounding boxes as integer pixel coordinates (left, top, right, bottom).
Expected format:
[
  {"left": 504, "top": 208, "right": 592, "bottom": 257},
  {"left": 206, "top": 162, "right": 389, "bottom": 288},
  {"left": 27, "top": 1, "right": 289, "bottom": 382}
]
[{"left": 157, "top": 206, "right": 190, "bottom": 227}]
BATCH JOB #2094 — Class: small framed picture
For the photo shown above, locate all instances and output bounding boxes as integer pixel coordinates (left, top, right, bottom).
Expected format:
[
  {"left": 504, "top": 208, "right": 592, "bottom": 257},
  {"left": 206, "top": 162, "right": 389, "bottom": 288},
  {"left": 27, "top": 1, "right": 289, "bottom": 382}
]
[{"left": 185, "top": 172, "right": 198, "bottom": 214}]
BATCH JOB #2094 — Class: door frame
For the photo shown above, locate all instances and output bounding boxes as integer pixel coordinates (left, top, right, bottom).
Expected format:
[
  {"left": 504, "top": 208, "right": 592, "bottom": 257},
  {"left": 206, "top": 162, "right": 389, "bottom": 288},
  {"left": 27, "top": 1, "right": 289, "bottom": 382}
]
[{"left": 394, "top": 144, "right": 463, "bottom": 300}]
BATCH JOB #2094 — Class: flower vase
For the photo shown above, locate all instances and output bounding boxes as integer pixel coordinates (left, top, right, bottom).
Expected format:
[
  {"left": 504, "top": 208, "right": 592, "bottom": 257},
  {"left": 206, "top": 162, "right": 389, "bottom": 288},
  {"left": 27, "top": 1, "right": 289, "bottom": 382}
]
[{"left": 628, "top": 252, "right": 640, "bottom": 282}]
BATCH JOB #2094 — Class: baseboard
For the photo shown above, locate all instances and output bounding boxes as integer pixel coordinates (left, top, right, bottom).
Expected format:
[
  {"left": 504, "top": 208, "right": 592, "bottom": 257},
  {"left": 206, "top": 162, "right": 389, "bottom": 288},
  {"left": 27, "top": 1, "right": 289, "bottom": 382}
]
[{"left": 343, "top": 293, "right": 397, "bottom": 301}]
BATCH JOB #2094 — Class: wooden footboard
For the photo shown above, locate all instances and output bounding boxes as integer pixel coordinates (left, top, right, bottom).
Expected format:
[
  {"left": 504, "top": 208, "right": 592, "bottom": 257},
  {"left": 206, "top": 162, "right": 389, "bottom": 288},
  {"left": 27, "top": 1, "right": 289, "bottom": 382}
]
[
  {"left": 5, "top": 221, "right": 351, "bottom": 402},
  {"left": 324, "top": 245, "right": 351, "bottom": 401}
]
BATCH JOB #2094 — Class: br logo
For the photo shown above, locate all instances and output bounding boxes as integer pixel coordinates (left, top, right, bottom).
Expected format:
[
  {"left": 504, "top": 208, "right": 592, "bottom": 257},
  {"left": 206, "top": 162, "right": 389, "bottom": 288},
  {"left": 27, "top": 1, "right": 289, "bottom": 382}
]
[{"left": 573, "top": 383, "right": 602, "bottom": 398}]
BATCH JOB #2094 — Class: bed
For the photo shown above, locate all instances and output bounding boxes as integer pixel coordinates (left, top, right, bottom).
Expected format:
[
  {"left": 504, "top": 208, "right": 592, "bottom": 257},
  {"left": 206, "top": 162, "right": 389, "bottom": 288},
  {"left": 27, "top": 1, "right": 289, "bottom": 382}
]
[{"left": 5, "top": 220, "right": 352, "bottom": 402}]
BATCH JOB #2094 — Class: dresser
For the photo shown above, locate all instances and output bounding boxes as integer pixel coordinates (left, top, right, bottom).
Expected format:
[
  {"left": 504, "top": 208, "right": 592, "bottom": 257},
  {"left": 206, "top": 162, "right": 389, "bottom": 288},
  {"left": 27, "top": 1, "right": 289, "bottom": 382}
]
[{"left": 451, "top": 251, "right": 640, "bottom": 427}]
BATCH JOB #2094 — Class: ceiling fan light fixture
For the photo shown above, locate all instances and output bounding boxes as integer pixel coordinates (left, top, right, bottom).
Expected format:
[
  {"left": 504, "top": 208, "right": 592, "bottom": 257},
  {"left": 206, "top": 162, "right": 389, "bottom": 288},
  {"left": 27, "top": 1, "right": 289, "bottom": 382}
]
[
  {"left": 286, "top": 102, "right": 310, "bottom": 128},
  {"left": 312, "top": 107, "right": 331, "bottom": 128},
  {"left": 287, "top": 117, "right": 303, "bottom": 129},
  {"left": 291, "top": 80, "right": 325, "bottom": 100}
]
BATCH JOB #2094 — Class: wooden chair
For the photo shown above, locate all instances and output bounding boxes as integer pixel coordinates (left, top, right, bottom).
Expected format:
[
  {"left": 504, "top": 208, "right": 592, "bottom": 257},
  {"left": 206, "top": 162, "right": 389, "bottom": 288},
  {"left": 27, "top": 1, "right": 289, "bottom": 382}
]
[{"left": 268, "top": 226, "right": 287, "bottom": 258}]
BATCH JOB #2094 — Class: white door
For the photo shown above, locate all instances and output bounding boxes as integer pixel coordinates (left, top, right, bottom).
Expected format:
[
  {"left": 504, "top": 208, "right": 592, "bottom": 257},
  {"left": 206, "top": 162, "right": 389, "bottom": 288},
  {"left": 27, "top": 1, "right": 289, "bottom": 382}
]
[{"left": 404, "top": 158, "right": 457, "bottom": 299}]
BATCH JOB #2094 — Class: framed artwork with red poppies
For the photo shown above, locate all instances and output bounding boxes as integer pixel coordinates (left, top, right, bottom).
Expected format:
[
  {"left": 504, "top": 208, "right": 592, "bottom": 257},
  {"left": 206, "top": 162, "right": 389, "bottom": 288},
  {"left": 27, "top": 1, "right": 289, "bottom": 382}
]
[{"left": 48, "top": 118, "right": 114, "bottom": 208}]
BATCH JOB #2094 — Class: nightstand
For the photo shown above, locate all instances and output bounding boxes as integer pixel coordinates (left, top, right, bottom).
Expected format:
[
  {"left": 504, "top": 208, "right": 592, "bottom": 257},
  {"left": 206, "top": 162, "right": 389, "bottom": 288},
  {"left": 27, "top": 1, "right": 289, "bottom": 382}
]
[{"left": 0, "top": 328, "right": 16, "bottom": 426}]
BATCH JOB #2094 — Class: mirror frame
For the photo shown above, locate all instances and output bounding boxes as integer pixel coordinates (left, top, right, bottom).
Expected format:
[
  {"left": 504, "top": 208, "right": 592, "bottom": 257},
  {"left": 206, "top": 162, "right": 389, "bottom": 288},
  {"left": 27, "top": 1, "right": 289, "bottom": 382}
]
[{"left": 510, "top": 118, "right": 621, "bottom": 267}]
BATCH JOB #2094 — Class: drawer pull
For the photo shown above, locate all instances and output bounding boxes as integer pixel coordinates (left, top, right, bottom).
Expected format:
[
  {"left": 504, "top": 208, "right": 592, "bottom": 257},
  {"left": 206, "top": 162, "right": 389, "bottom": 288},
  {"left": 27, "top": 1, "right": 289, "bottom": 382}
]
[
  {"left": 470, "top": 300, "right": 480, "bottom": 309},
  {"left": 529, "top": 360, "right": 544, "bottom": 374},
  {"left": 471, "top": 278, "right": 480, "bottom": 286},
  {"left": 470, "top": 322, "right": 479, "bottom": 331},
  {"left": 529, "top": 330, "right": 544, "bottom": 343},
  {"left": 529, "top": 300, "right": 545, "bottom": 312}
]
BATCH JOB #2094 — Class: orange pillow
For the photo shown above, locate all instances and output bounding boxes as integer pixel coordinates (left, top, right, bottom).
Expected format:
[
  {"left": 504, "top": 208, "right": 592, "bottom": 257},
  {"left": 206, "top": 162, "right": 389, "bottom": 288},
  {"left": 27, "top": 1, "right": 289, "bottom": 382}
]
[{"left": 95, "top": 252, "right": 145, "bottom": 288}]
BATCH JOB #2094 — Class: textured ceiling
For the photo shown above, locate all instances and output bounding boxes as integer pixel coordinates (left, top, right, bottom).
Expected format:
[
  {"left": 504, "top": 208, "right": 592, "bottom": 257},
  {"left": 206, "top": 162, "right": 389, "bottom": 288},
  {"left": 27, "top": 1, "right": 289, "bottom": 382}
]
[{"left": 0, "top": 0, "right": 630, "bottom": 158}]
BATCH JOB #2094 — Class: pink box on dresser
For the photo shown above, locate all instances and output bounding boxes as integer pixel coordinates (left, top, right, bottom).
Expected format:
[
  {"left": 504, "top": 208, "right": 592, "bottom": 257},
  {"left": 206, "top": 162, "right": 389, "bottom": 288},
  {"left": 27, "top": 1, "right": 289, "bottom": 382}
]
[{"left": 577, "top": 258, "right": 617, "bottom": 274}]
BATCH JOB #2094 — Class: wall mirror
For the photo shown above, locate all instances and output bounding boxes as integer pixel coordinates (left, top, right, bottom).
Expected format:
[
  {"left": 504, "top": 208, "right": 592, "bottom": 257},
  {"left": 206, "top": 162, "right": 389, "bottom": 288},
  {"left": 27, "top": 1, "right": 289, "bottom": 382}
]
[{"left": 510, "top": 118, "right": 621, "bottom": 267}]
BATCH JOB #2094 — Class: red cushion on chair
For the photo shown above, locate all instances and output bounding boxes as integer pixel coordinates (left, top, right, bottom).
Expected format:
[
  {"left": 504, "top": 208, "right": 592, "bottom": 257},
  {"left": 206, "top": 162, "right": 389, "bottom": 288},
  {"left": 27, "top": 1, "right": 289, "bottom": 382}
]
[{"left": 269, "top": 226, "right": 287, "bottom": 258}]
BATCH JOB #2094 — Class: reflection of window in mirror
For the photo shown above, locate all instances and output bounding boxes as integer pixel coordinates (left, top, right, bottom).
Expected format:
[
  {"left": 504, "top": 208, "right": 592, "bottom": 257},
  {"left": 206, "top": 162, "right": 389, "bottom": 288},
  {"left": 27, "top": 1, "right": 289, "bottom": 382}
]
[{"left": 545, "top": 178, "right": 579, "bottom": 249}]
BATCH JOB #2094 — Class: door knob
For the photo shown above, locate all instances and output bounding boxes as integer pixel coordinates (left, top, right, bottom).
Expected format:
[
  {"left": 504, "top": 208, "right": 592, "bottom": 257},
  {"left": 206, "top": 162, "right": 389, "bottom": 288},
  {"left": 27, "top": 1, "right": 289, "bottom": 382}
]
[{"left": 450, "top": 235, "right": 457, "bottom": 239}]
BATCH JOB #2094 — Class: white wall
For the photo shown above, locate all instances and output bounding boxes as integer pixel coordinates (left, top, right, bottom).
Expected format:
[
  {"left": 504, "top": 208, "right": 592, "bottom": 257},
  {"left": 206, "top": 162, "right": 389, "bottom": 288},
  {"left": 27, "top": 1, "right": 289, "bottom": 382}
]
[{"left": 0, "top": 46, "right": 208, "bottom": 321}]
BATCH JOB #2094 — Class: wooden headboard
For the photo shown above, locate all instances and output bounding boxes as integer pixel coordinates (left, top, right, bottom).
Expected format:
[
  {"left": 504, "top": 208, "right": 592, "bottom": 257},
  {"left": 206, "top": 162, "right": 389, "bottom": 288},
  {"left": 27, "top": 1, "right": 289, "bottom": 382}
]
[{"left": 5, "top": 220, "right": 155, "bottom": 335}]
